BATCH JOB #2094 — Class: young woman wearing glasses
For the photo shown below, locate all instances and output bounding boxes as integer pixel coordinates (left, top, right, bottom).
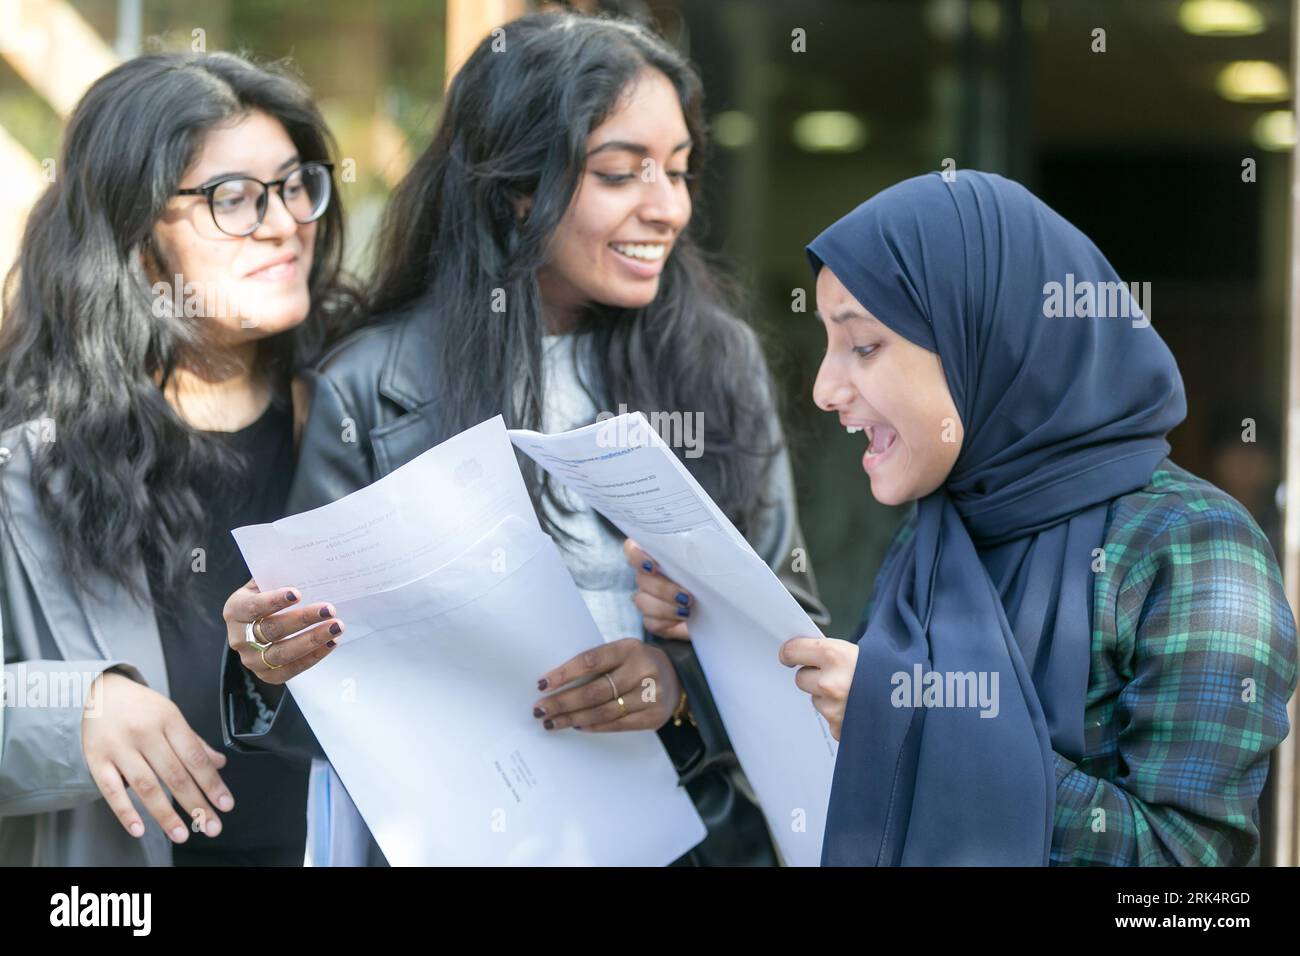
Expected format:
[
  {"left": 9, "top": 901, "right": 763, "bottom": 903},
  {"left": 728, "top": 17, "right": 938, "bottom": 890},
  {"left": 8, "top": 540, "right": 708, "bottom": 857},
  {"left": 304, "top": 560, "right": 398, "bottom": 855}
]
[{"left": 0, "top": 51, "right": 360, "bottom": 865}]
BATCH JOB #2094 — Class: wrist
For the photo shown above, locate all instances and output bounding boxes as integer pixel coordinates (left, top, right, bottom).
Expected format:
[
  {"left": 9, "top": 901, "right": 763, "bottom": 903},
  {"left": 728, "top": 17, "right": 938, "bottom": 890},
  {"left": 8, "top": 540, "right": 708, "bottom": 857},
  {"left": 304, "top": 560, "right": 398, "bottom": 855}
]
[{"left": 85, "top": 668, "right": 128, "bottom": 712}]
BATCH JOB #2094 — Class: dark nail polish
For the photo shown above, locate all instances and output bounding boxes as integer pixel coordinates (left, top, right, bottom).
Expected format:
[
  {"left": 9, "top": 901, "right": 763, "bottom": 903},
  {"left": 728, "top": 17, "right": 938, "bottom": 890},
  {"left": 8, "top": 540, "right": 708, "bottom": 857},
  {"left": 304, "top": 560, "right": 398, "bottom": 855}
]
[
  {"left": 319, "top": 606, "right": 333, "bottom": 619},
  {"left": 573, "top": 726, "right": 582, "bottom": 731},
  {"left": 285, "top": 590, "right": 299, "bottom": 602},
  {"left": 533, "top": 707, "right": 545, "bottom": 718},
  {"left": 326, "top": 640, "right": 336, "bottom": 648},
  {"left": 642, "top": 561, "right": 653, "bottom": 572},
  {"left": 537, "top": 678, "right": 548, "bottom": 691},
  {"left": 543, "top": 719, "right": 555, "bottom": 730},
  {"left": 677, "top": 607, "right": 690, "bottom": 617},
  {"left": 329, "top": 622, "right": 342, "bottom": 635},
  {"left": 676, "top": 591, "right": 690, "bottom": 605}
]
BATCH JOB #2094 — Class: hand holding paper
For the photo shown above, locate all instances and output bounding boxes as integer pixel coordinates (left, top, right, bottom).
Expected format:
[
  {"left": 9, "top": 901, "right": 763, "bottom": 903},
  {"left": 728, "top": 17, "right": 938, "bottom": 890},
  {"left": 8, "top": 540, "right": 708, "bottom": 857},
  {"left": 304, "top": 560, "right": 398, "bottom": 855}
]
[
  {"left": 532, "top": 637, "right": 682, "bottom": 732},
  {"left": 509, "top": 412, "right": 837, "bottom": 867},
  {"left": 232, "top": 417, "right": 705, "bottom": 866},
  {"left": 623, "top": 537, "right": 694, "bottom": 641}
]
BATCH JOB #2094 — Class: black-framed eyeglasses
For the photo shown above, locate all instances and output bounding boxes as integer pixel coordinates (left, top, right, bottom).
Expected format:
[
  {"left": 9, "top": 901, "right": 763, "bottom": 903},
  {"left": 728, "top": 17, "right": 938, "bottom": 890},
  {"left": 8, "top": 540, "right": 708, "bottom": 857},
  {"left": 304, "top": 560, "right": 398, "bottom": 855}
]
[{"left": 175, "top": 161, "right": 334, "bottom": 237}]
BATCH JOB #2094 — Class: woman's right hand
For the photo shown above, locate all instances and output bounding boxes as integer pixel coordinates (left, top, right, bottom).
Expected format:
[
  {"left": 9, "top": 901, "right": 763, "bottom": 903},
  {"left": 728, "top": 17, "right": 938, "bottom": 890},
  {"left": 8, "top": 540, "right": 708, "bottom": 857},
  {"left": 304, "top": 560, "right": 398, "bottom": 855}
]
[
  {"left": 223, "top": 580, "right": 342, "bottom": 685},
  {"left": 81, "top": 671, "right": 233, "bottom": 843}
]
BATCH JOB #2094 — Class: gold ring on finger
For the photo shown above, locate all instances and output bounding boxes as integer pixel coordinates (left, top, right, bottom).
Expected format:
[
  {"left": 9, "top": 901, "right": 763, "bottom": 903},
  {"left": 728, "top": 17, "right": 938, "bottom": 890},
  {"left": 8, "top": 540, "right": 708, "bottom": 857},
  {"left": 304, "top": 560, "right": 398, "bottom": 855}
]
[
  {"left": 603, "top": 673, "right": 627, "bottom": 717},
  {"left": 260, "top": 645, "right": 281, "bottom": 671}
]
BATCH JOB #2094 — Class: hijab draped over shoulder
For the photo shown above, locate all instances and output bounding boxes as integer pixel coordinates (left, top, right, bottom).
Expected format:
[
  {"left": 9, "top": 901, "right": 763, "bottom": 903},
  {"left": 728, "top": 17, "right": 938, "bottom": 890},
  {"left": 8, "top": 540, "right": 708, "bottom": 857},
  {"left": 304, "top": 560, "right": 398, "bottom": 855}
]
[{"left": 806, "top": 170, "right": 1186, "bottom": 865}]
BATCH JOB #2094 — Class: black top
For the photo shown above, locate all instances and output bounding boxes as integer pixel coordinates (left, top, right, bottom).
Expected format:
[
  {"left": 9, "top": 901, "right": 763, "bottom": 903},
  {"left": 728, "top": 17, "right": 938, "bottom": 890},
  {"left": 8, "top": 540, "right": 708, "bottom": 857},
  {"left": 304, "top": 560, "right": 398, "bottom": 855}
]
[{"left": 154, "top": 397, "right": 309, "bottom": 866}]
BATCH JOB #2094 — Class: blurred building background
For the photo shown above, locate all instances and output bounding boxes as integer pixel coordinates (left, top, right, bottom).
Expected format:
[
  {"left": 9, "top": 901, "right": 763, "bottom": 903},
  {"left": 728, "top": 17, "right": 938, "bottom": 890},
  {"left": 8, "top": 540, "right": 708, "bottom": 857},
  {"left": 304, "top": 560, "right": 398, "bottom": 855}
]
[{"left": 2, "top": 0, "right": 1297, "bottom": 863}]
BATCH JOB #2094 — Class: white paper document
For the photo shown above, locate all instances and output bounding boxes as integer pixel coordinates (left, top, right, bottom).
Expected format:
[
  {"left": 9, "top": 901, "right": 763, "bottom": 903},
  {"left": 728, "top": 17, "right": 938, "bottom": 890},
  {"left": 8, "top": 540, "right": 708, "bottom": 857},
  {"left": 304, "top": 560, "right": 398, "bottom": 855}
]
[
  {"left": 509, "top": 413, "right": 837, "bottom": 868},
  {"left": 233, "top": 417, "right": 705, "bottom": 866}
]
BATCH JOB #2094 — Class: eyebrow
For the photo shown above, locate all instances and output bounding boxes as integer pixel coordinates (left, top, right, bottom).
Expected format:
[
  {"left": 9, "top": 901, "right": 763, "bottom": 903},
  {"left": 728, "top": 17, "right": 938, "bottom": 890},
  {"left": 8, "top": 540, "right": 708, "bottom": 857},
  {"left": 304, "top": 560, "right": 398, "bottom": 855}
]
[
  {"left": 587, "top": 138, "right": 692, "bottom": 158},
  {"left": 198, "top": 154, "right": 301, "bottom": 187},
  {"left": 825, "top": 307, "right": 877, "bottom": 325}
]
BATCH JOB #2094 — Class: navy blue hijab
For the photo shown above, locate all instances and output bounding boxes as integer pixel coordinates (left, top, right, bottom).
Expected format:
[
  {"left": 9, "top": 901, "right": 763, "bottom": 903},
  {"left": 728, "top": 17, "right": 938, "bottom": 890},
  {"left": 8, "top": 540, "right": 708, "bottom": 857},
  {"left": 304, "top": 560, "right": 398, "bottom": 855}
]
[{"left": 807, "top": 171, "right": 1186, "bottom": 865}]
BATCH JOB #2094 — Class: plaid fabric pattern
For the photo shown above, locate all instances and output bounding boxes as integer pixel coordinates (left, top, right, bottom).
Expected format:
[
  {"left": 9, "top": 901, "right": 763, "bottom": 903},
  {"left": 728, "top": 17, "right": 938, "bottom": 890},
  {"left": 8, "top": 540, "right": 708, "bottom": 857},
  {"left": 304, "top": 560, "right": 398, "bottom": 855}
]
[{"left": 856, "top": 459, "right": 1297, "bottom": 865}]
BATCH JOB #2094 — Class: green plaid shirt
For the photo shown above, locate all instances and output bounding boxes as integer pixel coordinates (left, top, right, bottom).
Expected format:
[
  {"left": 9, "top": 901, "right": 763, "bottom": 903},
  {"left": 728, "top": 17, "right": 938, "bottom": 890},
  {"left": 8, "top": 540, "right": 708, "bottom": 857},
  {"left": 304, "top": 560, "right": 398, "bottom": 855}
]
[{"left": 861, "top": 459, "right": 1297, "bottom": 865}]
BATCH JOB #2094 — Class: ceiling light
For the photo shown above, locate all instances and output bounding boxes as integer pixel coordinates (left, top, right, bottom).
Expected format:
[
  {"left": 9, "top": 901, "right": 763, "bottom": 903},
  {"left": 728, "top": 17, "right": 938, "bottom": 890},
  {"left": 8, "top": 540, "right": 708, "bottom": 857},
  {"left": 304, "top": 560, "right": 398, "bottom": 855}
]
[
  {"left": 792, "top": 112, "right": 868, "bottom": 153},
  {"left": 1179, "top": 0, "right": 1265, "bottom": 37},
  {"left": 1253, "top": 110, "right": 1294, "bottom": 151},
  {"left": 1216, "top": 60, "right": 1289, "bottom": 103}
]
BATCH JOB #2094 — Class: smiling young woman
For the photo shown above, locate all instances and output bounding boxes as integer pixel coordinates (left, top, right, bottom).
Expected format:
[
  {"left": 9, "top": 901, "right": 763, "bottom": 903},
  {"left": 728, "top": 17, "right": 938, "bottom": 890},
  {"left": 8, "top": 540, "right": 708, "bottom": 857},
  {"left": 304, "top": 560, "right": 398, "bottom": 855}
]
[
  {"left": 0, "top": 51, "right": 361, "bottom": 865},
  {"left": 221, "top": 10, "right": 829, "bottom": 867},
  {"left": 782, "top": 171, "right": 1297, "bottom": 867},
  {"left": 812, "top": 269, "right": 963, "bottom": 503}
]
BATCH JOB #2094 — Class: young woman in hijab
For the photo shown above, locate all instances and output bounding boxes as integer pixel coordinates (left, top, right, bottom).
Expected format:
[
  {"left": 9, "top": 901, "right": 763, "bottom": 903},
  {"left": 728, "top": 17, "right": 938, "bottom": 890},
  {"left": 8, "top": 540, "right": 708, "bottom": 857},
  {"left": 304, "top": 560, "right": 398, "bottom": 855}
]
[
  {"left": 781, "top": 170, "right": 1297, "bottom": 866},
  {"left": 221, "top": 10, "right": 828, "bottom": 866}
]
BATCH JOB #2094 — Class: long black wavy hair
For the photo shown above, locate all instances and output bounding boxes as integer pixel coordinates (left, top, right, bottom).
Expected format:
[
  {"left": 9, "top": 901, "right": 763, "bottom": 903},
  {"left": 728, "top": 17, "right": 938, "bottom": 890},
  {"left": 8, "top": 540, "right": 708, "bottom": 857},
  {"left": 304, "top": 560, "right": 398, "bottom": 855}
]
[
  {"left": 0, "top": 52, "right": 362, "bottom": 605},
  {"left": 368, "top": 10, "right": 781, "bottom": 536}
]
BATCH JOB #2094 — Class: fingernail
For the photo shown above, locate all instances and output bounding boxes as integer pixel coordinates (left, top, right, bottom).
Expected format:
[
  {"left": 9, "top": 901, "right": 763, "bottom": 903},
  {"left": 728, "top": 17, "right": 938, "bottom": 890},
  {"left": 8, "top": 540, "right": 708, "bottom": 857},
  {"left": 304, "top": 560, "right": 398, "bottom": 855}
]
[
  {"left": 642, "top": 561, "right": 653, "bottom": 572},
  {"left": 129, "top": 822, "right": 144, "bottom": 837},
  {"left": 285, "top": 590, "right": 299, "bottom": 602},
  {"left": 329, "top": 622, "right": 342, "bottom": 635},
  {"left": 537, "top": 678, "right": 548, "bottom": 691},
  {"left": 170, "top": 826, "right": 187, "bottom": 842},
  {"left": 533, "top": 706, "right": 545, "bottom": 718},
  {"left": 319, "top": 605, "right": 334, "bottom": 619},
  {"left": 217, "top": 794, "right": 234, "bottom": 811},
  {"left": 677, "top": 607, "right": 690, "bottom": 617},
  {"left": 573, "top": 726, "right": 582, "bottom": 730},
  {"left": 326, "top": 640, "right": 336, "bottom": 648},
  {"left": 543, "top": 719, "right": 555, "bottom": 730},
  {"left": 206, "top": 819, "right": 221, "bottom": 837},
  {"left": 676, "top": 592, "right": 690, "bottom": 605}
]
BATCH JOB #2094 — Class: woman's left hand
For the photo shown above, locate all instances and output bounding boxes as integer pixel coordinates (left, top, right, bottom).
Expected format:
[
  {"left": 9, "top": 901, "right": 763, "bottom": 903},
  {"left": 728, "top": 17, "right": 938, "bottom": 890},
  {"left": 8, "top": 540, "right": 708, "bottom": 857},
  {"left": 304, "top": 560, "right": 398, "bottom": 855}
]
[
  {"left": 623, "top": 539, "right": 692, "bottom": 641},
  {"left": 780, "top": 637, "right": 859, "bottom": 740},
  {"left": 534, "top": 638, "right": 682, "bottom": 732}
]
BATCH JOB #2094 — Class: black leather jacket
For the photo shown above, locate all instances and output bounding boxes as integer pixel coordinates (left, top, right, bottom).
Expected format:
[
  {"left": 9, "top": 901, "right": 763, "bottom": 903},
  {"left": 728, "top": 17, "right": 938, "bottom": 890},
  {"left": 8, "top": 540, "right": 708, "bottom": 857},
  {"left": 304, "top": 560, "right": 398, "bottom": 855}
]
[{"left": 223, "top": 302, "right": 830, "bottom": 866}]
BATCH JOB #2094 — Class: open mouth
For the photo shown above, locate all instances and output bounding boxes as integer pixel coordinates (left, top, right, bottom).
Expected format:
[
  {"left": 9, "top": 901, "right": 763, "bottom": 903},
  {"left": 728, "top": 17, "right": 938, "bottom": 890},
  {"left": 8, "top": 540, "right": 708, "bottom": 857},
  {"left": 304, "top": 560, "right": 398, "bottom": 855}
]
[{"left": 847, "top": 422, "right": 898, "bottom": 472}]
